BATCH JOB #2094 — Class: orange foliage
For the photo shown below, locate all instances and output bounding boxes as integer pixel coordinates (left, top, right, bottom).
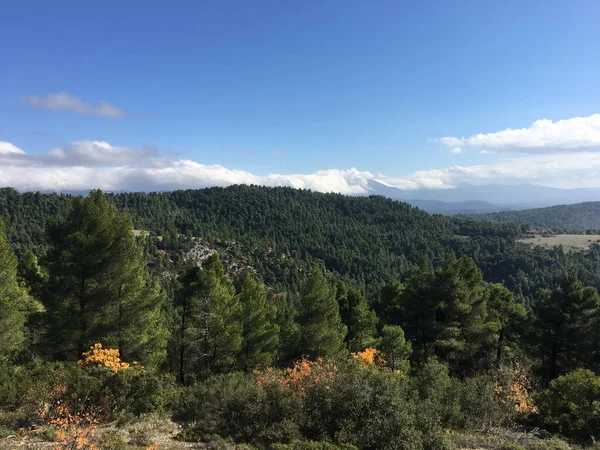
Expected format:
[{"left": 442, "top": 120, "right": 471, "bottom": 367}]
[
  {"left": 39, "top": 383, "right": 100, "bottom": 450},
  {"left": 256, "top": 357, "right": 338, "bottom": 395},
  {"left": 352, "top": 348, "right": 385, "bottom": 367},
  {"left": 78, "top": 343, "right": 133, "bottom": 373},
  {"left": 495, "top": 364, "right": 538, "bottom": 414}
]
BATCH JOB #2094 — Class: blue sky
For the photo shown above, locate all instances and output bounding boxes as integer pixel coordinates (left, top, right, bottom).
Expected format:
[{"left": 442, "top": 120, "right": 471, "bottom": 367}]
[{"left": 1, "top": 0, "right": 600, "bottom": 192}]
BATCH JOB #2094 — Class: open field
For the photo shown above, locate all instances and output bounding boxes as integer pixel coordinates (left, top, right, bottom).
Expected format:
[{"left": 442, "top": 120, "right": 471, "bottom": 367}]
[{"left": 518, "top": 234, "right": 600, "bottom": 250}]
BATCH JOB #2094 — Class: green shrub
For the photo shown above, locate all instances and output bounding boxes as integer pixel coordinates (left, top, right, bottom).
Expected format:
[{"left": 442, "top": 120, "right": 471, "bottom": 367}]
[
  {"left": 535, "top": 369, "right": 600, "bottom": 441},
  {"left": 95, "top": 431, "right": 129, "bottom": 450},
  {"left": 176, "top": 373, "right": 303, "bottom": 448},
  {"left": 524, "top": 438, "right": 571, "bottom": 450},
  {"left": 499, "top": 444, "right": 526, "bottom": 450},
  {"left": 272, "top": 442, "right": 358, "bottom": 450},
  {"left": 458, "top": 374, "right": 515, "bottom": 430},
  {"left": 302, "top": 360, "right": 449, "bottom": 450}
]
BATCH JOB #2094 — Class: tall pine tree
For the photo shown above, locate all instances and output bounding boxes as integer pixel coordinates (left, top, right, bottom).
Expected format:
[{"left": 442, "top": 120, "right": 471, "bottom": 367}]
[
  {"left": 43, "top": 191, "right": 167, "bottom": 364},
  {"left": 183, "top": 253, "right": 242, "bottom": 379},
  {"left": 533, "top": 272, "right": 600, "bottom": 383},
  {"left": 237, "top": 273, "right": 279, "bottom": 371},
  {"left": 0, "top": 218, "right": 32, "bottom": 356},
  {"left": 298, "top": 270, "right": 347, "bottom": 359}
]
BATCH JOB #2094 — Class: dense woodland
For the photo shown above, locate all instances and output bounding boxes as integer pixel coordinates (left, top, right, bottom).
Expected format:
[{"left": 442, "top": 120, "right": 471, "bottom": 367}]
[
  {"left": 3, "top": 187, "right": 600, "bottom": 449},
  {"left": 462, "top": 201, "right": 600, "bottom": 233}
]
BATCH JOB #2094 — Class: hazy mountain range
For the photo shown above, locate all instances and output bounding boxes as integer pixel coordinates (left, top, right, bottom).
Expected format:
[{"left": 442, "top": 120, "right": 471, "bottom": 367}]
[{"left": 367, "top": 180, "right": 600, "bottom": 214}]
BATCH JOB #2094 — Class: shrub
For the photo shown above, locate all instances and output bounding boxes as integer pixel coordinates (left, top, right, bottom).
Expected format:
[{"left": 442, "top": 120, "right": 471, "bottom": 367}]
[
  {"left": 95, "top": 431, "right": 128, "bottom": 450},
  {"left": 272, "top": 442, "right": 358, "bottom": 450},
  {"left": 535, "top": 369, "right": 600, "bottom": 441},
  {"left": 499, "top": 445, "right": 526, "bottom": 450},
  {"left": 176, "top": 373, "right": 303, "bottom": 448}
]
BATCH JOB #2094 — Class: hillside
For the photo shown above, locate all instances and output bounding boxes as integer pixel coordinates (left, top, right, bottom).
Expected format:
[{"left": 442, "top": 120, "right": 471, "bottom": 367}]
[
  {"left": 4, "top": 185, "right": 600, "bottom": 305},
  {"left": 462, "top": 201, "right": 600, "bottom": 232}
]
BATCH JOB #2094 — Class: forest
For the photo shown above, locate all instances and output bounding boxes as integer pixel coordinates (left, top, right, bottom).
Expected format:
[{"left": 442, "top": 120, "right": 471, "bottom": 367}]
[
  {"left": 461, "top": 201, "right": 600, "bottom": 233},
  {"left": 3, "top": 187, "right": 600, "bottom": 449}
]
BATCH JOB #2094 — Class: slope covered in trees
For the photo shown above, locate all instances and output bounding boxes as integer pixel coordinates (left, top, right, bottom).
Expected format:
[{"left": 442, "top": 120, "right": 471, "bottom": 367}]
[
  {"left": 5, "top": 186, "right": 600, "bottom": 306},
  {"left": 462, "top": 201, "right": 600, "bottom": 232},
  {"left": 3, "top": 189, "right": 600, "bottom": 448}
]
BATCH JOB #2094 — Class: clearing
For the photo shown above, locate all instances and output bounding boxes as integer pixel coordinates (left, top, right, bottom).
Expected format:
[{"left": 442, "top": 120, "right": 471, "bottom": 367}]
[{"left": 517, "top": 234, "right": 600, "bottom": 250}]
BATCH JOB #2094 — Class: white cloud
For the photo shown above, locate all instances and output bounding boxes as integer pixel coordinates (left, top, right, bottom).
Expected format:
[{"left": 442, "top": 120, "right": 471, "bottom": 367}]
[
  {"left": 434, "top": 137, "right": 464, "bottom": 147},
  {"left": 0, "top": 140, "right": 375, "bottom": 194},
  {"left": 25, "top": 93, "right": 126, "bottom": 119},
  {"left": 0, "top": 141, "right": 26, "bottom": 155},
  {"left": 451, "top": 147, "right": 462, "bottom": 154},
  {"left": 435, "top": 113, "right": 600, "bottom": 153},
  {"left": 5, "top": 139, "right": 600, "bottom": 193},
  {"left": 47, "top": 141, "right": 157, "bottom": 166}
]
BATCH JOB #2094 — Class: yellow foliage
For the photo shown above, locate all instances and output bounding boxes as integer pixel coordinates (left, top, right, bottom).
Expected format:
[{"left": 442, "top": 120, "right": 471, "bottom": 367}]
[
  {"left": 256, "top": 357, "right": 338, "bottom": 396},
  {"left": 352, "top": 348, "right": 385, "bottom": 367},
  {"left": 495, "top": 363, "right": 538, "bottom": 415},
  {"left": 78, "top": 343, "right": 134, "bottom": 373}
]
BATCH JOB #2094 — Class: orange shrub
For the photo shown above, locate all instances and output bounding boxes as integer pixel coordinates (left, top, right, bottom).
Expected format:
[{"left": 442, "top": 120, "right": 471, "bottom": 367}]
[
  {"left": 78, "top": 343, "right": 133, "bottom": 373},
  {"left": 352, "top": 348, "right": 385, "bottom": 367},
  {"left": 256, "top": 356, "right": 338, "bottom": 396},
  {"left": 39, "top": 383, "right": 100, "bottom": 450}
]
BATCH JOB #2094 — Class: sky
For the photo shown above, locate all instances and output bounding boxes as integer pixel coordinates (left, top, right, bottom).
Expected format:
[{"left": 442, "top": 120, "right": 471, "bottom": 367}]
[{"left": 1, "top": 0, "right": 600, "bottom": 193}]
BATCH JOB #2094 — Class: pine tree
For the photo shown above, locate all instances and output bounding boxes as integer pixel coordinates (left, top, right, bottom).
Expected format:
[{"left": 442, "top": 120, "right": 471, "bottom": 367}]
[
  {"left": 273, "top": 293, "right": 301, "bottom": 366},
  {"left": 378, "top": 325, "right": 412, "bottom": 373},
  {"left": 486, "top": 283, "right": 527, "bottom": 364},
  {"left": 338, "top": 286, "right": 379, "bottom": 352},
  {"left": 298, "top": 270, "right": 347, "bottom": 359},
  {"left": 0, "top": 218, "right": 31, "bottom": 356},
  {"left": 399, "top": 255, "right": 489, "bottom": 370},
  {"left": 237, "top": 273, "right": 279, "bottom": 371},
  {"left": 533, "top": 272, "right": 600, "bottom": 383},
  {"left": 184, "top": 253, "right": 242, "bottom": 379},
  {"left": 43, "top": 191, "right": 167, "bottom": 364}
]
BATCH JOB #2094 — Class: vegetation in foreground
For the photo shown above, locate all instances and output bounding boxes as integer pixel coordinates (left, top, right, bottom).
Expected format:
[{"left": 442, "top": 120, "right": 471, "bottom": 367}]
[{"left": 3, "top": 189, "right": 600, "bottom": 448}]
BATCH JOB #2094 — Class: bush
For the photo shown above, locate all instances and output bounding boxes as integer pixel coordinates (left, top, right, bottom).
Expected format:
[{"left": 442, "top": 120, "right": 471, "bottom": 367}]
[
  {"left": 272, "top": 443, "right": 358, "bottom": 450},
  {"left": 499, "top": 445, "right": 526, "bottom": 450},
  {"left": 176, "top": 373, "right": 303, "bottom": 448},
  {"left": 458, "top": 374, "right": 515, "bottom": 430},
  {"left": 303, "top": 360, "right": 425, "bottom": 449},
  {"left": 95, "top": 431, "right": 128, "bottom": 450},
  {"left": 535, "top": 369, "right": 600, "bottom": 441}
]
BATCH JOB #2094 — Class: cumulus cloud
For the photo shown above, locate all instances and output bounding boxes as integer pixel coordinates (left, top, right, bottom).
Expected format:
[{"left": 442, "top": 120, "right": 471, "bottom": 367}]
[
  {"left": 0, "top": 141, "right": 26, "bottom": 155},
  {"left": 0, "top": 140, "right": 375, "bottom": 194},
  {"left": 25, "top": 93, "right": 126, "bottom": 119},
  {"left": 4, "top": 139, "right": 600, "bottom": 193},
  {"left": 451, "top": 147, "right": 462, "bottom": 154},
  {"left": 435, "top": 113, "right": 600, "bottom": 153}
]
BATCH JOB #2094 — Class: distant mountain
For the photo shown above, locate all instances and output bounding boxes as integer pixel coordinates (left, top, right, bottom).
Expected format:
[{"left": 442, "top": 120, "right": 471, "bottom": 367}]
[
  {"left": 367, "top": 180, "right": 600, "bottom": 210},
  {"left": 462, "top": 202, "right": 600, "bottom": 232}
]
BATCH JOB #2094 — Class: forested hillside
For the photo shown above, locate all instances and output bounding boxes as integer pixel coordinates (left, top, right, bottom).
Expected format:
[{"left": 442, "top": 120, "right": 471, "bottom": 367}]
[
  {"left": 3, "top": 188, "right": 600, "bottom": 449},
  {"left": 462, "top": 201, "right": 600, "bottom": 232},
  {"left": 4, "top": 186, "right": 600, "bottom": 305}
]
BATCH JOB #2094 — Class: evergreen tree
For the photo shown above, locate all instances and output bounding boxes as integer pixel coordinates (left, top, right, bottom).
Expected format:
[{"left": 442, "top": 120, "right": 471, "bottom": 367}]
[
  {"left": 184, "top": 253, "right": 242, "bottom": 379},
  {"left": 486, "top": 283, "right": 527, "bottom": 364},
  {"left": 0, "top": 218, "right": 31, "bottom": 356},
  {"left": 378, "top": 325, "right": 412, "bottom": 373},
  {"left": 338, "top": 285, "right": 379, "bottom": 352},
  {"left": 43, "top": 191, "right": 167, "bottom": 364},
  {"left": 298, "top": 270, "right": 347, "bottom": 359},
  {"left": 237, "top": 273, "right": 279, "bottom": 371},
  {"left": 273, "top": 293, "right": 301, "bottom": 366},
  {"left": 533, "top": 272, "right": 600, "bottom": 383},
  {"left": 399, "top": 255, "right": 489, "bottom": 370}
]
